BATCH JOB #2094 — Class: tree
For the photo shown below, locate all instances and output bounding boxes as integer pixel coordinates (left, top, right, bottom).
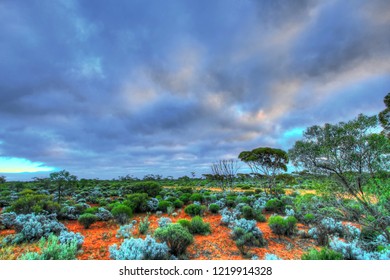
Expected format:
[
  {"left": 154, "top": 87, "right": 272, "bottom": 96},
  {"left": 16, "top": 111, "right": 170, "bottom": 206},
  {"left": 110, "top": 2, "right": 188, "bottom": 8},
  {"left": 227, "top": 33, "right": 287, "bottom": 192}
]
[
  {"left": 210, "top": 159, "right": 241, "bottom": 191},
  {"left": 379, "top": 93, "right": 390, "bottom": 138},
  {"left": 49, "top": 170, "right": 77, "bottom": 204},
  {"left": 238, "top": 147, "right": 288, "bottom": 193},
  {"left": 0, "top": 175, "right": 6, "bottom": 184},
  {"left": 288, "top": 114, "right": 390, "bottom": 241}
]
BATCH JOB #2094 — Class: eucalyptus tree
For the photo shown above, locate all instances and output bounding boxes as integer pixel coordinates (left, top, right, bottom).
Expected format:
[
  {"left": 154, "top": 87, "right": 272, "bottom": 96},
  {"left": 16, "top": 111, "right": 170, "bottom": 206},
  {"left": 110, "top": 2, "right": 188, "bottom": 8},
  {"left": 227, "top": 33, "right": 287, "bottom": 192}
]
[
  {"left": 289, "top": 114, "right": 390, "bottom": 241},
  {"left": 210, "top": 159, "right": 241, "bottom": 192},
  {"left": 49, "top": 170, "right": 78, "bottom": 204},
  {"left": 238, "top": 147, "right": 288, "bottom": 193}
]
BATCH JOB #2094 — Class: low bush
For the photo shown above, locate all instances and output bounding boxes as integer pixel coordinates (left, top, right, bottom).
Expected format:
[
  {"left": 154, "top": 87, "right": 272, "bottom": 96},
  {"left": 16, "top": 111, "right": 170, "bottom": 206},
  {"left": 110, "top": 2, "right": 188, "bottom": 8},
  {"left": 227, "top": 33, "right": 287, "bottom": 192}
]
[
  {"left": 173, "top": 199, "right": 184, "bottom": 209},
  {"left": 189, "top": 193, "right": 203, "bottom": 202},
  {"left": 124, "top": 181, "right": 161, "bottom": 197},
  {"left": 184, "top": 204, "right": 206, "bottom": 216},
  {"left": 268, "top": 215, "right": 297, "bottom": 237},
  {"left": 116, "top": 222, "right": 137, "bottom": 238},
  {"left": 208, "top": 203, "right": 220, "bottom": 214},
  {"left": 177, "top": 219, "right": 191, "bottom": 229},
  {"left": 58, "top": 231, "right": 84, "bottom": 250},
  {"left": 301, "top": 248, "right": 343, "bottom": 260},
  {"left": 303, "top": 213, "right": 315, "bottom": 225},
  {"left": 157, "top": 200, "right": 173, "bottom": 213},
  {"left": 189, "top": 216, "right": 210, "bottom": 235},
  {"left": 139, "top": 215, "right": 150, "bottom": 235},
  {"left": 231, "top": 219, "right": 266, "bottom": 254},
  {"left": 78, "top": 213, "right": 98, "bottom": 229},
  {"left": 19, "top": 234, "right": 79, "bottom": 260},
  {"left": 125, "top": 193, "right": 149, "bottom": 213},
  {"left": 157, "top": 217, "right": 172, "bottom": 228},
  {"left": 109, "top": 235, "right": 170, "bottom": 260},
  {"left": 154, "top": 223, "right": 193, "bottom": 256},
  {"left": 111, "top": 204, "right": 133, "bottom": 225},
  {"left": 265, "top": 198, "right": 284, "bottom": 213}
]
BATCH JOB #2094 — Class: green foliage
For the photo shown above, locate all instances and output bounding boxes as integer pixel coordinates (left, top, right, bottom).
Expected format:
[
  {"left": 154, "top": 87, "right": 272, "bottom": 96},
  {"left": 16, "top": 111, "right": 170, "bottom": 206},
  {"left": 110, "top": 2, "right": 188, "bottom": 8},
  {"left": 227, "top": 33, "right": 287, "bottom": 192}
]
[
  {"left": 157, "top": 200, "right": 173, "bottom": 212},
  {"left": 177, "top": 219, "right": 191, "bottom": 229},
  {"left": 111, "top": 204, "right": 133, "bottom": 225},
  {"left": 301, "top": 247, "right": 343, "bottom": 260},
  {"left": 208, "top": 203, "right": 220, "bottom": 213},
  {"left": 83, "top": 207, "right": 98, "bottom": 215},
  {"left": 19, "top": 234, "right": 78, "bottom": 260},
  {"left": 268, "top": 215, "right": 297, "bottom": 236},
  {"left": 49, "top": 170, "right": 77, "bottom": 204},
  {"left": 125, "top": 193, "right": 148, "bottom": 213},
  {"left": 125, "top": 181, "right": 161, "bottom": 197},
  {"left": 189, "top": 216, "right": 211, "bottom": 235},
  {"left": 173, "top": 199, "right": 184, "bottom": 209},
  {"left": 303, "top": 213, "right": 315, "bottom": 225},
  {"left": 179, "top": 194, "right": 191, "bottom": 204},
  {"left": 139, "top": 215, "right": 150, "bottom": 235},
  {"left": 184, "top": 204, "right": 206, "bottom": 216},
  {"left": 154, "top": 223, "right": 194, "bottom": 256},
  {"left": 10, "top": 193, "right": 60, "bottom": 214},
  {"left": 265, "top": 198, "right": 285, "bottom": 213},
  {"left": 379, "top": 93, "right": 390, "bottom": 138},
  {"left": 189, "top": 193, "right": 203, "bottom": 202},
  {"left": 78, "top": 213, "right": 98, "bottom": 229}
]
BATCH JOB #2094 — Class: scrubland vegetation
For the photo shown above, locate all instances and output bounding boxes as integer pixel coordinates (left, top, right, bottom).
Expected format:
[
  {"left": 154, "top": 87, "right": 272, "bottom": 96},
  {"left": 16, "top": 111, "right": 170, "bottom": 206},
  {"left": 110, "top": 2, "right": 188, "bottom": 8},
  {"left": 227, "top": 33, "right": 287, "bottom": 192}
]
[{"left": 0, "top": 94, "right": 389, "bottom": 260}]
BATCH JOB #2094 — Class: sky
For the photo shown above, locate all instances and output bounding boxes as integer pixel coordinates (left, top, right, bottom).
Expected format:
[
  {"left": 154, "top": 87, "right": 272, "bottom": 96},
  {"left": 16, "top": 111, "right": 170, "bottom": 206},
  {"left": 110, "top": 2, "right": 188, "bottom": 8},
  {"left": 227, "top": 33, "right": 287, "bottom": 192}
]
[{"left": 0, "top": 0, "right": 390, "bottom": 181}]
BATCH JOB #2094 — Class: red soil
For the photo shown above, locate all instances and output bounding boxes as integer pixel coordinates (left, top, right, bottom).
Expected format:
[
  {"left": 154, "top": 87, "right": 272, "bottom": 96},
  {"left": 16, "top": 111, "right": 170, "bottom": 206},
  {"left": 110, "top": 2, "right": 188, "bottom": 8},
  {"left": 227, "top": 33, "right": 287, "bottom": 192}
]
[{"left": 1, "top": 211, "right": 318, "bottom": 260}]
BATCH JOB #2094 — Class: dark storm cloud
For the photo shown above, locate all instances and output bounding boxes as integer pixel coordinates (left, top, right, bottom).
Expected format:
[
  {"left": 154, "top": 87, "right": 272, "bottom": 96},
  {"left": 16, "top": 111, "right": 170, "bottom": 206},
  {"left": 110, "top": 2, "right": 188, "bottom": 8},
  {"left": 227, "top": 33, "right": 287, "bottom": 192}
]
[{"left": 0, "top": 0, "right": 389, "bottom": 179}]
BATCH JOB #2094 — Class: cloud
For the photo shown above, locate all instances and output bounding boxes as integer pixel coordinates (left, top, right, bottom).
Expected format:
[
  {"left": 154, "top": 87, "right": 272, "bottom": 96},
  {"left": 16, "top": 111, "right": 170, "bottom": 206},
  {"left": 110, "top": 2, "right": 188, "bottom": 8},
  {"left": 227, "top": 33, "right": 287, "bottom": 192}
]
[{"left": 0, "top": 0, "right": 389, "bottom": 180}]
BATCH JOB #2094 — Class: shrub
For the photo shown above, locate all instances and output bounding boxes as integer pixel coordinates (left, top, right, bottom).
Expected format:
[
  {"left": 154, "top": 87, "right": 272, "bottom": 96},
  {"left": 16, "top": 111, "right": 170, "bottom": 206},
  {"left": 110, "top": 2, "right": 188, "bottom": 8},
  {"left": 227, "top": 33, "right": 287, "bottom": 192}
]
[
  {"left": 177, "top": 219, "right": 191, "bottom": 229},
  {"left": 83, "top": 207, "right": 98, "bottom": 215},
  {"left": 179, "top": 194, "right": 191, "bottom": 204},
  {"left": 189, "top": 216, "right": 210, "bottom": 235},
  {"left": 301, "top": 248, "right": 343, "bottom": 260},
  {"left": 264, "top": 253, "right": 282, "bottom": 260},
  {"left": 208, "top": 203, "right": 220, "bottom": 214},
  {"left": 58, "top": 231, "right": 84, "bottom": 250},
  {"left": 139, "top": 215, "right": 150, "bottom": 234},
  {"left": 184, "top": 204, "right": 206, "bottom": 216},
  {"left": 308, "top": 217, "right": 344, "bottom": 246},
  {"left": 78, "top": 213, "right": 98, "bottom": 229},
  {"left": 19, "top": 234, "right": 79, "bottom": 260},
  {"left": 116, "top": 222, "right": 137, "bottom": 238},
  {"left": 242, "top": 205, "right": 256, "bottom": 220},
  {"left": 173, "top": 199, "right": 184, "bottom": 209},
  {"left": 95, "top": 207, "right": 113, "bottom": 221},
  {"left": 268, "top": 215, "right": 297, "bottom": 237},
  {"left": 125, "top": 181, "right": 161, "bottom": 197},
  {"left": 125, "top": 193, "right": 149, "bottom": 213},
  {"left": 190, "top": 193, "right": 203, "bottom": 202},
  {"left": 255, "top": 212, "right": 267, "bottom": 222},
  {"left": 154, "top": 223, "right": 194, "bottom": 256},
  {"left": 303, "top": 213, "right": 315, "bottom": 225},
  {"left": 147, "top": 198, "right": 159, "bottom": 211},
  {"left": 10, "top": 193, "right": 60, "bottom": 215},
  {"left": 157, "top": 200, "right": 173, "bottom": 212},
  {"left": 220, "top": 207, "right": 240, "bottom": 226},
  {"left": 111, "top": 204, "right": 133, "bottom": 225},
  {"left": 109, "top": 235, "right": 169, "bottom": 260},
  {"left": 167, "top": 206, "right": 175, "bottom": 215},
  {"left": 231, "top": 219, "right": 266, "bottom": 254},
  {"left": 0, "top": 212, "right": 16, "bottom": 229},
  {"left": 265, "top": 198, "right": 284, "bottom": 213},
  {"left": 158, "top": 217, "right": 172, "bottom": 228},
  {"left": 6, "top": 213, "right": 66, "bottom": 243}
]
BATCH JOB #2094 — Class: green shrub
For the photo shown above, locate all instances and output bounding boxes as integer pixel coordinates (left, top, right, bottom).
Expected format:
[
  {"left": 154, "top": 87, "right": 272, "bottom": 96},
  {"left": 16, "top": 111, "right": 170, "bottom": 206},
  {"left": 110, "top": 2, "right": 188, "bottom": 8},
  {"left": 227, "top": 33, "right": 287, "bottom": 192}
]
[
  {"left": 179, "top": 194, "right": 191, "bottom": 204},
  {"left": 154, "top": 223, "right": 194, "bottom": 256},
  {"left": 303, "top": 213, "right": 315, "bottom": 225},
  {"left": 189, "top": 216, "right": 211, "bottom": 235},
  {"left": 111, "top": 204, "right": 133, "bottom": 225},
  {"left": 177, "top": 219, "right": 191, "bottom": 229},
  {"left": 301, "top": 248, "right": 343, "bottom": 260},
  {"left": 173, "top": 199, "right": 184, "bottom": 209},
  {"left": 189, "top": 193, "right": 203, "bottom": 202},
  {"left": 78, "top": 213, "right": 98, "bottom": 229},
  {"left": 139, "top": 215, "right": 150, "bottom": 235},
  {"left": 158, "top": 200, "right": 173, "bottom": 212},
  {"left": 242, "top": 205, "right": 256, "bottom": 220},
  {"left": 83, "top": 207, "right": 98, "bottom": 215},
  {"left": 19, "top": 234, "right": 78, "bottom": 260},
  {"left": 255, "top": 212, "right": 267, "bottom": 222},
  {"left": 124, "top": 181, "right": 161, "bottom": 197},
  {"left": 265, "top": 198, "right": 285, "bottom": 213},
  {"left": 125, "top": 193, "right": 149, "bottom": 213},
  {"left": 208, "top": 203, "right": 220, "bottom": 214},
  {"left": 184, "top": 204, "right": 206, "bottom": 216},
  {"left": 10, "top": 193, "right": 60, "bottom": 214},
  {"left": 268, "top": 215, "right": 297, "bottom": 236}
]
